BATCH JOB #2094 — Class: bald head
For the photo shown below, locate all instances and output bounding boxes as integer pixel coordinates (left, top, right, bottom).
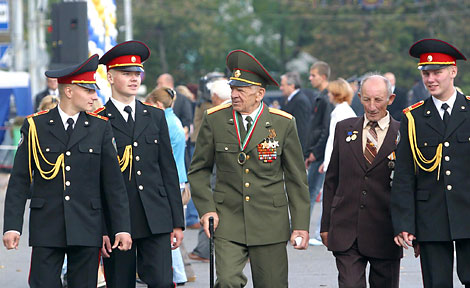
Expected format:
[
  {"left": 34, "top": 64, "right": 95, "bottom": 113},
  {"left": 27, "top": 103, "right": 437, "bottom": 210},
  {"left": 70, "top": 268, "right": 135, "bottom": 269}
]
[{"left": 156, "top": 73, "right": 174, "bottom": 89}]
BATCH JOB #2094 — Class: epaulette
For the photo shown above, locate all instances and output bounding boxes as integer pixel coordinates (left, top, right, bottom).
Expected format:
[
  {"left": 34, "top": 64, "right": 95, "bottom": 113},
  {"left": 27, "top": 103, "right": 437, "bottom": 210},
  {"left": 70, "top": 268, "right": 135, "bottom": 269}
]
[
  {"left": 269, "top": 107, "right": 293, "bottom": 119},
  {"left": 466, "top": 95, "right": 470, "bottom": 101},
  {"left": 27, "top": 109, "right": 50, "bottom": 118},
  {"left": 93, "top": 106, "right": 106, "bottom": 114},
  {"left": 207, "top": 103, "right": 232, "bottom": 115},
  {"left": 142, "top": 102, "right": 163, "bottom": 110},
  {"left": 402, "top": 100, "right": 424, "bottom": 114},
  {"left": 86, "top": 112, "right": 109, "bottom": 121}
]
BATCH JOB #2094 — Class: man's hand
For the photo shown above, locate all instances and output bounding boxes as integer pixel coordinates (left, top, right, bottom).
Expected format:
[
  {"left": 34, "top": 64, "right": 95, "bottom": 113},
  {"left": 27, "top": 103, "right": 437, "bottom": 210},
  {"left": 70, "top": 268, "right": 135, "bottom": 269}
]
[
  {"left": 101, "top": 235, "right": 112, "bottom": 258},
  {"left": 170, "top": 228, "right": 184, "bottom": 250},
  {"left": 113, "top": 233, "right": 132, "bottom": 251},
  {"left": 393, "top": 231, "right": 415, "bottom": 249},
  {"left": 3, "top": 232, "right": 20, "bottom": 250},
  {"left": 290, "top": 230, "right": 309, "bottom": 250},
  {"left": 320, "top": 232, "right": 328, "bottom": 247},
  {"left": 200, "top": 212, "right": 219, "bottom": 238},
  {"left": 305, "top": 153, "right": 317, "bottom": 169},
  {"left": 318, "top": 163, "right": 325, "bottom": 174}
]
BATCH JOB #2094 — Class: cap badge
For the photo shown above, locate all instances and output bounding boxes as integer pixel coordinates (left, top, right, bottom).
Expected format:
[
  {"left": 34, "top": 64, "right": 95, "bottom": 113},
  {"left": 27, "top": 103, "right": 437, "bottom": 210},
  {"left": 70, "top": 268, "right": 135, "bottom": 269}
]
[
  {"left": 234, "top": 70, "right": 241, "bottom": 78},
  {"left": 131, "top": 56, "right": 137, "bottom": 63},
  {"left": 427, "top": 55, "right": 433, "bottom": 62}
]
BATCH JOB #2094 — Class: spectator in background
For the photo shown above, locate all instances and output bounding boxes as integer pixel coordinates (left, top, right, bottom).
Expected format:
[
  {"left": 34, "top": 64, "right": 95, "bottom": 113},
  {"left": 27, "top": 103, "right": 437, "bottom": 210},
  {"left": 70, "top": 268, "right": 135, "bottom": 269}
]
[
  {"left": 34, "top": 77, "right": 58, "bottom": 111},
  {"left": 384, "top": 72, "right": 408, "bottom": 121},
  {"left": 407, "top": 76, "right": 430, "bottom": 106},
  {"left": 320, "top": 78, "right": 356, "bottom": 174},
  {"left": 37, "top": 95, "right": 59, "bottom": 111},
  {"left": 305, "top": 61, "right": 334, "bottom": 246},
  {"left": 146, "top": 87, "right": 189, "bottom": 286},
  {"left": 176, "top": 85, "right": 196, "bottom": 102},
  {"left": 348, "top": 75, "right": 364, "bottom": 116},
  {"left": 280, "top": 71, "right": 312, "bottom": 156}
]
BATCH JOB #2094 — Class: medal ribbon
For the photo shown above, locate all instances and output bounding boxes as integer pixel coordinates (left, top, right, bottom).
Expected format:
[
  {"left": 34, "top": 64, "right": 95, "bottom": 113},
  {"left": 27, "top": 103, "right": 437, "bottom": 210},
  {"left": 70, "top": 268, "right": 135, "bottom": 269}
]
[{"left": 233, "top": 103, "right": 264, "bottom": 151}]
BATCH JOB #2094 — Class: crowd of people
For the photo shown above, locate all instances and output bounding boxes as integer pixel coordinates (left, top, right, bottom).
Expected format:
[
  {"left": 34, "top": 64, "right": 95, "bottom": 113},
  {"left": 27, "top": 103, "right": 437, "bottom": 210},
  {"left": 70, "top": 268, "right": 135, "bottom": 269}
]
[{"left": 2, "top": 37, "right": 470, "bottom": 288}]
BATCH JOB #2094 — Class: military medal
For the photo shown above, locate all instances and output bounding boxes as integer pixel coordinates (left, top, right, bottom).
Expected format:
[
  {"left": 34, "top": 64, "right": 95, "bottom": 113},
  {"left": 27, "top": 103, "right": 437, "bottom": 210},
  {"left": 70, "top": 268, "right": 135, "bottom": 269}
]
[
  {"left": 233, "top": 103, "right": 264, "bottom": 165},
  {"left": 258, "top": 129, "right": 279, "bottom": 163}
]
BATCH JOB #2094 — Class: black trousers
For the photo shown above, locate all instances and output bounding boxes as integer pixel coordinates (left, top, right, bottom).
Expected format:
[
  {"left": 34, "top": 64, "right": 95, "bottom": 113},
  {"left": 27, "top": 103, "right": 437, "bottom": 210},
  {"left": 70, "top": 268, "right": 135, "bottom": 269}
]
[
  {"left": 332, "top": 241, "right": 400, "bottom": 288},
  {"left": 419, "top": 239, "right": 470, "bottom": 288},
  {"left": 29, "top": 246, "right": 99, "bottom": 288},
  {"left": 103, "top": 233, "right": 173, "bottom": 288}
]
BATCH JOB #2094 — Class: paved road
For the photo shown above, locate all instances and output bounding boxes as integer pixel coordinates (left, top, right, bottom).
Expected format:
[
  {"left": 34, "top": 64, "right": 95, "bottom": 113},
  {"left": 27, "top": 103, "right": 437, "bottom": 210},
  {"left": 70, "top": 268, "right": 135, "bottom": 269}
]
[{"left": 0, "top": 173, "right": 464, "bottom": 287}]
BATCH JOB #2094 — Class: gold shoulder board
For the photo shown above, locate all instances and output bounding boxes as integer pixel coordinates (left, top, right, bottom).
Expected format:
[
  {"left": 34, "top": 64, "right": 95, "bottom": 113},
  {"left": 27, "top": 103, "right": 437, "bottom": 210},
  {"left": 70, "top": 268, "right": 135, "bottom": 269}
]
[
  {"left": 86, "top": 112, "right": 109, "bottom": 121},
  {"left": 207, "top": 103, "right": 232, "bottom": 115},
  {"left": 269, "top": 107, "right": 293, "bottom": 119},
  {"left": 27, "top": 109, "right": 50, "bottom": 118},
  {"left": 402, "top": 100, "right": 424, "bottom": 114},
  {"left": 142, "top": 102, "right": 163, "bottom": 110},
  {"left": 93, "top": 106, "right": 106, "bottom": 114}
]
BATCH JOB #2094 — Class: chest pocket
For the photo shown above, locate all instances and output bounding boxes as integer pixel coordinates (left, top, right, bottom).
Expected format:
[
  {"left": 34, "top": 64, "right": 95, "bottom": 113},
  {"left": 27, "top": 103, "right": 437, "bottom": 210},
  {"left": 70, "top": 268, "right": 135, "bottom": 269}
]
[
  {"left": 417, "top": 136, "right": 440, "bottom": 159},
  {"left": 78, "top": 144, "right": 101, "bottom": 154},
  {"left": 215, "top": 143, "right": 239, "bottom": 172},
  {"left": 456, "top": 133, "right": 470, "bottom": 143}
]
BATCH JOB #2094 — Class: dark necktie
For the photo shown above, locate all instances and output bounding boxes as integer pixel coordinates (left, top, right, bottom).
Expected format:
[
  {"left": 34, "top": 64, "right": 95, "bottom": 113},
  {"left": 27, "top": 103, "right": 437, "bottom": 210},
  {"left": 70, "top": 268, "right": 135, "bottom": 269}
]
[
  {"left": 124, "top": 105, "right": 134, "bottom": 132},
  {"left": 364, "top": 121, "right": 378, "bottom": 165},
  {"left": 441, "top": 103, "right": 450, "bottom": 127},
  {"left": 66, "top": 118, "right": 74, "bottom": 141},
  {"left": 246, "top": 116, "right": 253, "bottom": 133}
]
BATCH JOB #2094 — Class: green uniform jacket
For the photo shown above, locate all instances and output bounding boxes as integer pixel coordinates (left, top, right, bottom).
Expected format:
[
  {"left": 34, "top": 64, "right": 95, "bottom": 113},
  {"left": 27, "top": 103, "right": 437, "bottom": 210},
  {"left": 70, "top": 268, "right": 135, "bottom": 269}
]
[{"left": 188, "top": 102, "right": 310, "bottom": 246}]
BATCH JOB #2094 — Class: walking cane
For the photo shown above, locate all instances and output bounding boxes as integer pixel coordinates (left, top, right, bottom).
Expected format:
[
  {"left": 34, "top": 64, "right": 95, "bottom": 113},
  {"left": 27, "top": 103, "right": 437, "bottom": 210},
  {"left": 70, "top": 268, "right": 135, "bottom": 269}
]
[{"left": 209, "top": 216, "right": 214, "bottom": 288}]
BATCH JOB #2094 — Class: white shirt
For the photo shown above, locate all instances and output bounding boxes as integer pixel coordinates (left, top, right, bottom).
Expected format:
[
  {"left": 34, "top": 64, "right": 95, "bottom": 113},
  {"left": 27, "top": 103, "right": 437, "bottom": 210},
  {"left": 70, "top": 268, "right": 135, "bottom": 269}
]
[
  {"left": 241, "top": 103, "right": 262, "bottom": 131},
  {"left": 287, "top": 89, "right": 300, "bottom": 103},
  {"left": 431, "top": 89, "right": 457, "bottom": 119},
  {"left": 323, "top": 102, "right": 356, "bottom": 171},
  {"left": 57, "top": 105, "right": 79, "bottom": 130},
  {"left": 110, "top": 97, "right": 136, "bottom": 121}
]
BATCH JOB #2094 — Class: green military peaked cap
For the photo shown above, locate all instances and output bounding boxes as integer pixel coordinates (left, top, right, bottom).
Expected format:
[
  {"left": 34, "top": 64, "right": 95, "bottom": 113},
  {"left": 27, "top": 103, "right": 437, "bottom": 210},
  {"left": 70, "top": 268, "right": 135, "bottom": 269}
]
[{"left": 226, "top": 50, "right": 279, "bottom": 87}]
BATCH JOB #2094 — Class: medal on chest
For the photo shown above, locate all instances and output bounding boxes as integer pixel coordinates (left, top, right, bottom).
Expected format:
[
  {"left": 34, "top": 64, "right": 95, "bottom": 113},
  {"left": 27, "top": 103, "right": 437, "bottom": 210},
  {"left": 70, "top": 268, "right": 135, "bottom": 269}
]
[
  {"left": 233, "top": 104, "right": 264, "bottom": 165},
  {"left": 257, "top": 128, "right": 279, "bottom": 163}
]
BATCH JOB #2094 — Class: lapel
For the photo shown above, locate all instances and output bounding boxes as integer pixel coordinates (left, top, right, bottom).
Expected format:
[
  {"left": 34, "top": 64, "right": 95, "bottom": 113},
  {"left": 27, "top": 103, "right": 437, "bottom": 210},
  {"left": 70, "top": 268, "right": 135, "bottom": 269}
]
[
  {"left": 444, "top": 92, "right": 468, "bottom": 138},
  {"left": 226, "top": 109, "right": 237, "bottom": 139},
  {"left": 66, "top": 112, "right": 90, "bottom": 149},
  {"left": 47, "top": 107, "right": 68, "bottom": 146},
  {"left": 133, "top": 101, "right": 151, "bottom": 139},
  {"left": 105, "top": 101, "right": 132, "bottom": 137},
  {"left": 245, "top": 103, "right": 271, "bottom": 153},
  {"left": 368, "top": 118, "right": 400, "bottom": 171},
  {"left": 423, "top": 98, "right": 446, "bottom": 137},
  {"left": 347, "top": 116, "right": 367, "bottom": 172}
]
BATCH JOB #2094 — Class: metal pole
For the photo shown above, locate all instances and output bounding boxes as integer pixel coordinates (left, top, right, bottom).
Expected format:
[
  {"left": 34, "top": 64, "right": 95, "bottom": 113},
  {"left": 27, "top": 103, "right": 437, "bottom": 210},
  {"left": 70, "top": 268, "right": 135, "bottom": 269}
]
[
  {"left": 28, "top": 0, "right": 39, "bottom": 97},
  {"left": 124, "top": 0, "right": 133, "bottom": 40},
  {"left": 11, "top": 0, "right": 24, "bottom": 71},
  {"left": 209, "top": 217, "right": 214, "bottom": 288}
]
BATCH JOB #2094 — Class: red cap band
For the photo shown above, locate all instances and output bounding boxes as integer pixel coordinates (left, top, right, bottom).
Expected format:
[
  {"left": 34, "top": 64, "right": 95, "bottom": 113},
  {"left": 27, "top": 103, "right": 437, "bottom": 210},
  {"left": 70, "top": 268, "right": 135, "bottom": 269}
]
[
  {"left": 418, "top": 52, "right": 456, "bottom": 66},
  {"left": 106, "top": 55, "right": 143, "bottom": 70},
  {"left": 58, "top": 70, "right": 97, "bottom": 85}
]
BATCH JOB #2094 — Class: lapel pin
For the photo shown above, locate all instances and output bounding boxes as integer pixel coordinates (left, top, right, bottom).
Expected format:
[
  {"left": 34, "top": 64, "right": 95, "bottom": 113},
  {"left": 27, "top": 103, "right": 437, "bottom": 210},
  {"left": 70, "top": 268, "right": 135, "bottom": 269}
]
[
  {"left": 84, "top": 121, "right": 89, "bottom": 126},
  {"left": 426, "top": 110, "right": 431, "bottom": 115},
  {"left": 49, "top": 119, "right": 54, "bottom": 124}
]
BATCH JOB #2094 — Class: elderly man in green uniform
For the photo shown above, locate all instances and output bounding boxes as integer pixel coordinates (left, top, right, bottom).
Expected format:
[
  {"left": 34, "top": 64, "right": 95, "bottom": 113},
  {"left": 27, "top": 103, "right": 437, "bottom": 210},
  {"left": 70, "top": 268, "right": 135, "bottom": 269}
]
[{"left": 188, "top": 50, "right": 310, "bottom": 288}]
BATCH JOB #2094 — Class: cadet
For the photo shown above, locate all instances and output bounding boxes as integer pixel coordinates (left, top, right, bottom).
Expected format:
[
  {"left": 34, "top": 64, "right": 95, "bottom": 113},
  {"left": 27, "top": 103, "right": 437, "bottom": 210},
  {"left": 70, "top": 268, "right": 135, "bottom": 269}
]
[
  {"left": 188, "top": 50, "right": 310, "bottom": 288},
  {"left": 391, "top": 39, "right": 470, "bottom": 287},
  {"left": 97, "top": 41, "right": 184, "bottom": 288},
  {"left": 2, "top": 54, "right": 132, "bottom": 288}
]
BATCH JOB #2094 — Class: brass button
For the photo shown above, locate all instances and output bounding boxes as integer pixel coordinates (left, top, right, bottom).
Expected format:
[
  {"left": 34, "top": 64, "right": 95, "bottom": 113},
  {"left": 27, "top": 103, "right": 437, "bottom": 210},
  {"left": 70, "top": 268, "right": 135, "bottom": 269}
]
[
  {"left": 444, "top": 142, "right": 450, "bottom": 147},
  {"left": 246, "top": 155, "right": 250, "bottom": 160},
  {"left": 362, "top": 190, "right": 367, "bottom": 195},
  {"left": 446, "top": 170, "right": 451, "bottom": 176},
  {"left": 447, "top": 185, "right": 452, "bottom": 191},
  {"left": 444, "top": 156, "right": 450, "bottom": 162},
  {"left": 84, "top": 121, "right": 89, "bottom": 125},
  {"left": 66, "top": 151, "right": 71, "bottom": 156},
  {"left": 65, "top": 196, "right": 70, "bottom": 201},
  {"left": 424, "top": 142, "right": 428, "bottom": 146},
  {"left": 245, "top": 182, "right": 250, "bottom": 188},
  {"left": 360, "top": 204, "right": 365, "bottom": 209},
  {"left": 89, "top": 148, "right": 93, "bottom": 153},
  {"left": 245, "top": 196, "right": 250, "bottom": 201},
  {"left": 245, "top": 168, "right": 249, "bottom": 174},
  {"left": 154, "top": 139, "right": 158, "bottom": 144},
  {"left": 137, "top": 170, "right": 142, "bottom": 176},
  {"left": 66, "top": 166, "right": 71, "bottom": 171},
  {"left": 135, "top": 156, "right": 140, "bottom": 161},
  {"left": 139, "top": 185, "right": 144, "bottom": 190},
  {"left": 65, "top": 181, "right": 70, "bottom": 187},
  {"left": 224, "top": 147, "right": 228, "bottom": 151},
  {"left": 426, "top": 110, "right": 431, "bottom": 115},
  {"left": 133, "top": 142, "right": 138, "bottom": 147},
  {"left": 45, "top": 148, "right": 50, "bottom": 152}
]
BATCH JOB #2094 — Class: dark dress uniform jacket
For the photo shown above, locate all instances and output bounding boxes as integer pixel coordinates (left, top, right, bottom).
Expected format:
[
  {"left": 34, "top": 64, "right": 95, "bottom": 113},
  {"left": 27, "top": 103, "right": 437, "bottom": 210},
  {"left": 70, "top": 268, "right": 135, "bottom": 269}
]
[
  {"left": 281, "top": 90, "right": 312, "bottom": 156},
  {"left": 188, "top": 103, "right": 310, "bottom": 246},
  {"left": 99, "top": 100, "right": 184, "bottom": 238},
  {"left": 391, "top": 92, "right": 470, "bottom": 241},
  {"left": 3, "top": 107, "right": 131, "bottom": 247},
  {"left": 321, "top": 116, "right": 402, "bottom": 260}
]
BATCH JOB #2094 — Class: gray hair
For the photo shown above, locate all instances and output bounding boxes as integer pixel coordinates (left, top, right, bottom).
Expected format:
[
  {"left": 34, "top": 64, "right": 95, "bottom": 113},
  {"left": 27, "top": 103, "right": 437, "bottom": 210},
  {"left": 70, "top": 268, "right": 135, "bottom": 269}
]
[
  {"left": 281, "top": 71, "right": 302, "bottom": 89},
  {"left": 210, "top": 79, "right": 231, "bottom": 101},
  {"left": 359, "top": 72, "right": 393, "bottom": 99}
]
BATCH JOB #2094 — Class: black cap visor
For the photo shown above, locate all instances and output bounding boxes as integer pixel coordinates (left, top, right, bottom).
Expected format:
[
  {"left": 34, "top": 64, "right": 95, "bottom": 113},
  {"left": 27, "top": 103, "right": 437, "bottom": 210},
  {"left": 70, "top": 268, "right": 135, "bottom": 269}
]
[
  {"left": 418, "top": 64, "right": 452, "bottom": 71},
  {"left": 228, "top": 79, "right": 254, "bottom": 87},
  {"left": 110, "top": 65, "right": 144, "bottom": 72},
  {"left": 77, "top": 83, "right": 100, "bottom": 90}
]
